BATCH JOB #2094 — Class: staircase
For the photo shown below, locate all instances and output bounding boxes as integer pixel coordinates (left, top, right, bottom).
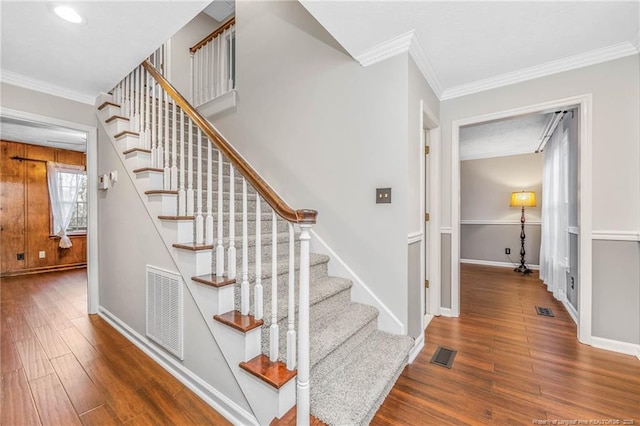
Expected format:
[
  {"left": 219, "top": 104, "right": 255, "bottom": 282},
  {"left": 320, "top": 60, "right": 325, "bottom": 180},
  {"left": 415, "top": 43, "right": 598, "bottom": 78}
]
[{"left": 97, "top": 60, "right": 413, "bottom": 425}]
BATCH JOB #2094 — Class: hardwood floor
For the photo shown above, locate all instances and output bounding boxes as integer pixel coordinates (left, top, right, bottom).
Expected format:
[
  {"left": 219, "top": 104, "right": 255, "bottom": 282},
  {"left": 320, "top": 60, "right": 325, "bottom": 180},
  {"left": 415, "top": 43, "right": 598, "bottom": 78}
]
[
  {"left": 0, "top": 269, "right": 231, "bottom": 425},
  {"left": 373, "top": 264, "right": 640, "bottom": 425}
]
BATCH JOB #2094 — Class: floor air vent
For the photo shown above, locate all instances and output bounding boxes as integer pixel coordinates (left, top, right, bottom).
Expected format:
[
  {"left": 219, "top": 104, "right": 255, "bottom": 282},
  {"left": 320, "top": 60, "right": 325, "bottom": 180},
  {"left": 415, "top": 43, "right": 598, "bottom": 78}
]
[
  {"left": 536, "top": 306, "right": 554, "bottom": 317},
  {"left": 146, "top": 266, "right": 184, "bottom": 360},
  {"left": 430, "top": 346, "right": 457, "bottom": 369}
]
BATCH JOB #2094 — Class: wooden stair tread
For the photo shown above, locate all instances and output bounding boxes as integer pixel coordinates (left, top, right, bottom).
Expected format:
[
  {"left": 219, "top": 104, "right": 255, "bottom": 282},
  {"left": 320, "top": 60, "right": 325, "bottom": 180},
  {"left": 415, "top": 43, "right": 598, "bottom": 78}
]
[
  {"left": 172, "top": 242, "right": 213, "bottom": 251},
  {"left": 106, "top": 115, "right": 129, "bottom": 123},
  {"left": 239, "top": 354, "right": 296, "bottom": 389},
  {"left": 114, "top": 130, "right": 139, "bottom": 139},
  {"left": 192, "top": 274, "right": 236, "bottom": 288},
  {"left": 158, "top": 215, "right": 195, "bottom": 221},
  {"left": 214, "top": 310, "right": 263, "bottom": 333},
  {"left": 133, "top": 167, "right": 163, "bottom": 173},
  {"left": 123, "top": 147, "right": 150, "bottom": 155},
  {"left": 145, "top": 189, "right": 178, "bottom": 195},
  {"left": 98, "top": 101, "right": 119, "bottom": 110},
  {"left": 271, "top": 406, "right": 326, "bottom": 426}
]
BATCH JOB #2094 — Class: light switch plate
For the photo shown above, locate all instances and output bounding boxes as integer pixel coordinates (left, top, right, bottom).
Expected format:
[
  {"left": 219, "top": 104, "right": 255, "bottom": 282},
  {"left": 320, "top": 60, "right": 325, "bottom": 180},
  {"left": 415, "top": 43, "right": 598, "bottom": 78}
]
[
  {"left": 39, "top": 251, "right": 46, "bottom": 259},
  {"left": 376, "top": 188, "right": 391, "bottom": 204}
]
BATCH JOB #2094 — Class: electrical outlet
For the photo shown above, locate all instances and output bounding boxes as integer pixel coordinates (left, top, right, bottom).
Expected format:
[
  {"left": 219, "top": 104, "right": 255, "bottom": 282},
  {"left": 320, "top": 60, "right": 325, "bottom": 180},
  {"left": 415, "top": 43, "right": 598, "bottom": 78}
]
[
  {"left": 39, "top": 251, "right": 46, "bottom": 259},
  {"left": 376, "top": 188, "right": 392, "bottom": 204},
  {"left": 16, "top": 253, "right": 24, "bottom": 261},
  {"left": 571, "top": 277, "right": 575, "bottom": 289},
  {"left": 505, "top": 248, "right": 511, "bottom": 255}
]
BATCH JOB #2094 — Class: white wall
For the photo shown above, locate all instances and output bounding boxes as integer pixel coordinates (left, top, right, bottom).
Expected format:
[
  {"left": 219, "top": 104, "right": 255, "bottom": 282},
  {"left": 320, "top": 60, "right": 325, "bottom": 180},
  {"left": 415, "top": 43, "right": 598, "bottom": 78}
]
[
  {"left": 440, "top": 54, "right": 640, "bottom": 344},
  {"left": 213, "top": 1, "right": 414, "bottom": 329}
]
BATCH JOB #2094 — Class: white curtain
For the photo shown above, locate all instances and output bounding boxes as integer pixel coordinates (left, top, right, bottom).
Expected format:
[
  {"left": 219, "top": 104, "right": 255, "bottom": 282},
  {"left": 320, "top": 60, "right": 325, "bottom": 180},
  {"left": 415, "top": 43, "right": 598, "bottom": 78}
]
[
  {"left": 539, "top": 119, "right": 569, "bottom": 298},
  {"left": 47, "top": 162, "right": 85, "bottom": 249}
]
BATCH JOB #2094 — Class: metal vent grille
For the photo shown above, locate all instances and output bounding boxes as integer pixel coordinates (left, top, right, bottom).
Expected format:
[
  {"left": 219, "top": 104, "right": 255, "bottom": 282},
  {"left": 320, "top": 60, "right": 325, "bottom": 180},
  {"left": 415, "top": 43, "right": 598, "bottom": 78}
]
[{"left": 146, "top": 266, "right": 183, "bottom": 360}]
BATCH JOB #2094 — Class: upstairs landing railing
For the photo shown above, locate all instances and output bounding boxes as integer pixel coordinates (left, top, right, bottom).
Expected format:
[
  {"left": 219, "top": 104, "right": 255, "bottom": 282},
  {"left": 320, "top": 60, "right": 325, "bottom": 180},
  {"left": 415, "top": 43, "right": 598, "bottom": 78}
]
[{"left": 111, "top": 59, "right": 315, "bottom": 425}]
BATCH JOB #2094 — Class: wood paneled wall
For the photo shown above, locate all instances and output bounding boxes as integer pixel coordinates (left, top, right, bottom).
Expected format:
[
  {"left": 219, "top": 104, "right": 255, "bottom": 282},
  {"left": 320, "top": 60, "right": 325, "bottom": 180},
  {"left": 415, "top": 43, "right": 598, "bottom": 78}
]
[{"left": 0, "top": 141, "right": 87, "bottom": 276}]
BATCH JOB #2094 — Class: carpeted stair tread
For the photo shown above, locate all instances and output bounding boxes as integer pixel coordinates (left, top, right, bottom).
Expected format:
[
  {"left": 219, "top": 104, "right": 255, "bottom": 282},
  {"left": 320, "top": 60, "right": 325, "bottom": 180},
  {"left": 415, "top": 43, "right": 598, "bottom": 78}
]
[
  {"left": 234, "top": 252, "right": 329, "bottom": 283},
  {"left": 308, "top": 302, "right": 378, "bottom": 369},
  {"left": 310, "top": 331, "right": 414, "bottom": 426}
]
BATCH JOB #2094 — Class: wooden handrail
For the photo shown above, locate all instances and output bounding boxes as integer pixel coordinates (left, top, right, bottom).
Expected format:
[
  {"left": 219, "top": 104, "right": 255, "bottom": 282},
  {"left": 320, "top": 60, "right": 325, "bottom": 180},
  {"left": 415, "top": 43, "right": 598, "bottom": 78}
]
[
  {"left": 142, "top": 61, "right": 317, "bottom": 225},
  {"left": 190, "top": 17, "right": 236, "bottom": 54}
]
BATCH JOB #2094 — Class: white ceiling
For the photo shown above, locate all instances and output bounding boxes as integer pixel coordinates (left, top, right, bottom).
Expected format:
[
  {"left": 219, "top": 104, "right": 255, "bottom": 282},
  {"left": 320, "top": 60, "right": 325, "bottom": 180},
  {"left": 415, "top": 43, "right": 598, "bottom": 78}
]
[
  {"left": 0, "top": 116, "right": 87, "bottom": 152},
  {"left": 300, "top": 1, "right": 640, "bottom": 99},
  {"left": 203, "top": 0, "right": 234, "bottom": 23},
  {"left": 0, "top": 1, "right": 210, "bottom": 104},
  {"left": 459, "top": 113, "right": 552, "bottom": 161}
]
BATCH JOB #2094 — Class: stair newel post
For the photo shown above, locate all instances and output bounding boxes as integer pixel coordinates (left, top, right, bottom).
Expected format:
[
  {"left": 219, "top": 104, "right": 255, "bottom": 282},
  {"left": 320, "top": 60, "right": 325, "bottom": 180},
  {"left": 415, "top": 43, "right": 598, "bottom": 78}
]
[
  {"left": 195, "top": 128, "right": 204, "bottom": 244},
  {"left": 205, "top": 139, "right": 213, "bottom": 245},
  {"left": 286, "top": 222, "right": 296, "bottom": 370},
  {"left": 178, "top": 109, "right": 186, "bottom": 216},
  {"left": 163, "top": 91, "right": 170, "bottom": 190},
  {"left": 254, "top": 198, "right": 263, "bottom": 320},
  {"left": 241, "top": 178, "right": 249, "bottom": 315},
  {"left": 170, "top": 99, "right": 178, "bottom": 191},
  {"left": 227, "top": 164, "right": 236, "bottom": 279},
  {"left": 186, "top": 117, "right": 194, "bottom": 216},
  {"left": 297, "top": 223, "right": 312, "bottom": 426},
  {"left": 269, "top": 210, "right": 279, "bottom": 362},
  {"left": 215, "top": 150, "right": 224, "bottom": 273},
  {"left": 150, "top": 80, "right": 157, "bottom": 167}
]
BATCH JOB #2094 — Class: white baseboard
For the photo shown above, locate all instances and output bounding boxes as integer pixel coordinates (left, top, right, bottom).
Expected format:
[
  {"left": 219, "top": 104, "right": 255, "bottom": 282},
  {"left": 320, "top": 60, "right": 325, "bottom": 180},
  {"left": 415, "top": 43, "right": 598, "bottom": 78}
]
[
  {"left": 423, "top": 313, "right": 434, "bottom": 329},
  {"left": 98, "top": 307, "right": 259, "bottom": 426},
  {"left": 561, "top": 298, "right": 578, "bottom": 325},
  {"left": 460, "top": 258, "right": 540, "bottom": 270},
  {"left": 440, "top": 307, "right": 453, "bottom": 317},
  {"left": 309, "top": 230, "right": 405, "bottom": 335},
  {"left": 591, "top": 335, "right": 640, "bottom": 358},
  {"left": 408, "top": 333, "right": 425, "bottom": 364}
]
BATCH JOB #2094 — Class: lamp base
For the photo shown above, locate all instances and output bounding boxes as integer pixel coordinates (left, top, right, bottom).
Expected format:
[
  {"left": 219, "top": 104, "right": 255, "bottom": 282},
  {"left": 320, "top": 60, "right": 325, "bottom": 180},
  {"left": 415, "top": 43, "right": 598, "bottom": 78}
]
[{"left": 514, "top": 264, "right": 532, "bottom": 275}]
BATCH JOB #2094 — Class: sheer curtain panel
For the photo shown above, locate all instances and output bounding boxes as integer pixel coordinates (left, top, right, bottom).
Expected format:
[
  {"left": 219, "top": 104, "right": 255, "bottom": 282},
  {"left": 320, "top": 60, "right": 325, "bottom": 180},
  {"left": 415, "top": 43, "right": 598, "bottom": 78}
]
[{"left": 47, "top": 162, "right": 86, "bottom": 248}]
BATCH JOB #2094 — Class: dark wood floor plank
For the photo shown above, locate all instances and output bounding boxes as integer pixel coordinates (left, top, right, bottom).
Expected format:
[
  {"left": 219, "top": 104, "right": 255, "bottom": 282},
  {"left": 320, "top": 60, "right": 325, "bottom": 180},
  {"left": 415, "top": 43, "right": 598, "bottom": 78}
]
[
  {"left": 50, "top": 353, "right": 105, "bottom": 416},
  {"left": 0, "top": 368, "right": 41, "bottom": 425},
  {"left": 30, "top": 373, "right": 82, "bottom": 426},
  {"left": 374, "top": 264, "right": 640, "bottom": 423}
]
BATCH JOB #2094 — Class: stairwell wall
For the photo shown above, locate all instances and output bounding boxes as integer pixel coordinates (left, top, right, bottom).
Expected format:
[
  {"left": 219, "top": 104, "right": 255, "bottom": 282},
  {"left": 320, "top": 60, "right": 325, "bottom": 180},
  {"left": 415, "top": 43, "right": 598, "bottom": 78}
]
[
  {"left": 212, "top": 1, "right": 413, "bottom": 331},
  {"left": 96, "top": 125, "right": 252, "bottom": 414}
]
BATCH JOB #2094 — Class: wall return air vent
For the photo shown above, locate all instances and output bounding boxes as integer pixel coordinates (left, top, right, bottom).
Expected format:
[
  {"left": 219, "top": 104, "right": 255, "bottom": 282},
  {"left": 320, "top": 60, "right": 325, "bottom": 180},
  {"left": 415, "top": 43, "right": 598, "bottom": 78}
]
[{"left": 146, "top": 266, "right": 184, "bottom": 360}]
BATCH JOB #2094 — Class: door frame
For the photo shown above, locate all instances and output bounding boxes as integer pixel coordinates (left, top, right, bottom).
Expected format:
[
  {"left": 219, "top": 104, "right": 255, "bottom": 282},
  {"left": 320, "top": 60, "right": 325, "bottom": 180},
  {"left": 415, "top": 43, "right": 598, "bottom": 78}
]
[
  {"left": 449, "top": 94, "right": 593, "bottom": 344},
  {"left": 419, "top": 100, "right": 441, "bottom": 329},
  {"left": 0, "top": 107, "right": 99, "bottom": 314}
]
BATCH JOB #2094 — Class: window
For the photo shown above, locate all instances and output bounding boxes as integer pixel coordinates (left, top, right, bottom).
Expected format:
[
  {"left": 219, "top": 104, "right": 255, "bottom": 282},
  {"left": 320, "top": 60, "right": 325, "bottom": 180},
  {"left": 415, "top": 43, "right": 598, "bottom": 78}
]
[
  {"left": 66, "top": 173, "right": 87, "bottom": 233},
  {"left": 46, "top": 163, "right": 86, "bottom": 248}
]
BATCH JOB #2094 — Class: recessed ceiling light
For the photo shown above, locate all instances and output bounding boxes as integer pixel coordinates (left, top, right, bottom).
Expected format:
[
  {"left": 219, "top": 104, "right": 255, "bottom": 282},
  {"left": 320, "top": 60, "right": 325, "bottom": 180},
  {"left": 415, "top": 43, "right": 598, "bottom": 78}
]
[{"left": 54, "top": 5, "right": 83, "bottom": 24}]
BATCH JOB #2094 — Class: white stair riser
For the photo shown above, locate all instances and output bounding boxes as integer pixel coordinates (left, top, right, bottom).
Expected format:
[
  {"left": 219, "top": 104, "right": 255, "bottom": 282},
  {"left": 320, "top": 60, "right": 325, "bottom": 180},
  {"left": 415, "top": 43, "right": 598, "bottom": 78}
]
[
  {"left": 117, "top": 134, "right": 142, "bottom": 151},
  {"left": 159, "top": 219, "right": 194, "bottom": 243},
  {"left": 191, "top": 282, "right": 235, "bottom": 317},
  {"left": 135, "top": 171, "right": 164, "bottom": 192},
  {"left": 176, "top": 248, "right": 212, "bottom": 277},
  {"left": 99, "top": 105, "right": 121, "bottom": 120},
  {"left": 107, "top": 118, "right": 131, "bottom": 135},
  {"left": 147, "top": 193, "right": 177, "bottom": 216},
  {"left": 124, "top": 151, "right": 151, "bottom": 169}
]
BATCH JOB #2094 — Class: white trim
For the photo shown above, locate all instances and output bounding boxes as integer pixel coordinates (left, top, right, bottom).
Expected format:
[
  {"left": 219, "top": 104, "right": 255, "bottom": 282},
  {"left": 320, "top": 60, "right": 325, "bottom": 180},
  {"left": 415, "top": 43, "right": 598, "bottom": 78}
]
[
  {"left": 440, "top": 307, "right": 453, "bottom": 317},
  {"left": 407, "top": 333, "right": 425, "bottom": 364},
  {"left": 591, "top": 336, "right": 640, "bottom": 358},
  {"left": 451, "top": 94, "right": 593, "bottom": 345},
  {"left": 355, "top": 30, "right": 415, "bottom": 67},
  {"left": 568, "top": 226, "right": 579, "bottom": 235},
  {"left": 426, "top": 119, "right": 441, "bottom": 318},
  {"left": 0, "top": 107, "right": 99, "bottom": 313},
  {"left": 98, "top": 307, "right": 259, "bottom": 426},
  {"left": 408, "top": 232, "right": 423, "bottom": 245},
  {"left": 592, "top": 230, "right": 640, "bottom": 242},
  {"left": 440, "top": 227, "right": 452, "bottom": 234},
  {"left": 460, "top": 147, "right": 543, "bottom": 161},
  {"left": 196, "top": 90, "right": 237, "bottom": 118},
  {"left": 441, "top": 42, "right": 639, "bottom": 100},
  {"left": 0, "top": 69, "right": 95, "bottom": 105},
  {"left": 408, "top": 36, "right": 443, "bottom": 98},
  {"left": 561, "top": 297, "right": 578, "bottom": 325},
  {"left": 460, "top": 258, "right": 539, "bottom": 270},
  {"left": 309, "top": 229, "right": 405, "bottom": 334},
  {"left": 461, "top": 219, "right": 541, "bottom": 226}
]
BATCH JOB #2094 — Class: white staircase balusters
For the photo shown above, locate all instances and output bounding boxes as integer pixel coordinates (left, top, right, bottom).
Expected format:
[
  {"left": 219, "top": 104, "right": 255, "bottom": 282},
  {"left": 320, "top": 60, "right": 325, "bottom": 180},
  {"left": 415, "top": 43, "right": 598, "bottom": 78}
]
[
  {"left": 144, "top": 69, "right": 151, "bottom": 149},
  {"left": 151, "top": 80, "right": 157, "bottom": 166},
  {"left": 254, "top": 198, "right": 263, "bottom": 320},
  {"left": 137, "top": 67, "right": 142, "bottom": 132},
  {"left": 157, "top": 89, "right": 164, "bottom": 170},
  {"left": 163, "top": 88, "right": 170, "bottom": 189},
  {"left": 269, "top": 210, "right": 279, "bottom": 362},
  {"left": 227, "top": 164, "right": 236, "bottom": 279},
  {"left": 122, "top": 73, "right": 128, "bottom": 118},
  {"left": 171, "top": 99, "right": 178, "bottom": 191},
  {"left": 241, "top": 178, "right": 249, "bottom": 315},
  {"left": 178, "top": 109, "right": 186, "bottom": 216},
  {"left": 286, "top": 223, "right": 296, "bottom": 370},
  {"left": 215, "top": 150, "right": 224, "bottom": 275},
  {"left": 186, "top": 116, "right": 194, "bottom": 216},
  {"left": 297, "top": 223, "right": 312, "bottom": 426},
  {"left": 195, "top": 128, "right": 204, "bottom": 244},
  {"left": 205, "top": 139, "right": 213, "bottom": 245}
]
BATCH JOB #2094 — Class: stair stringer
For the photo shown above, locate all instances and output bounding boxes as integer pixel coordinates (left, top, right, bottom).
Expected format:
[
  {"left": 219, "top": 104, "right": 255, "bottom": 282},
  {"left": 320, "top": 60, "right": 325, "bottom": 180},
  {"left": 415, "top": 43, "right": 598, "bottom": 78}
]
[{"left": 97, "top": 107, "right": 294, "bottom": 425}]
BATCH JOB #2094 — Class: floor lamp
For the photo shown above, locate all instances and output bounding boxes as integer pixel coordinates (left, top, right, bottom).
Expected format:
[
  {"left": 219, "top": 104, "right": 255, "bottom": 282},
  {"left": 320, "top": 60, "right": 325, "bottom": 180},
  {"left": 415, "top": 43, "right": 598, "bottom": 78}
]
[{"left": 510, "top": 191, "right": 536, "bottom": 275}]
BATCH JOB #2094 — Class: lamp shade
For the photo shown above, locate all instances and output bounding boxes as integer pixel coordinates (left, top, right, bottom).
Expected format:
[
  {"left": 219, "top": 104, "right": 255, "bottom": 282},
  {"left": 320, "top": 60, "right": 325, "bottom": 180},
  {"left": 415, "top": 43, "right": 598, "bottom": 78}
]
[{"left": 510, "top": 191, "right": 536, "bottom": 208}]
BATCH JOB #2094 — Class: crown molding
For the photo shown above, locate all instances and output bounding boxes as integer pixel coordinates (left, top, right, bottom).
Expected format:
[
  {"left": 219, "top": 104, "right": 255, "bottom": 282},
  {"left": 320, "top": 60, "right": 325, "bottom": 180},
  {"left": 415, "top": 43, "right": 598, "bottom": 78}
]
[
  {"left": 408, "top": 35, "right": 443, "bottom": 99},
  {"left": 441, "top": 41, "right": 640, "bottom": 100},
  {"left": 355, "top": 30, "right": 415, "bottom": 67},
  {"left": 0, "top": 69, "right": 95, "bottom": 105}
]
